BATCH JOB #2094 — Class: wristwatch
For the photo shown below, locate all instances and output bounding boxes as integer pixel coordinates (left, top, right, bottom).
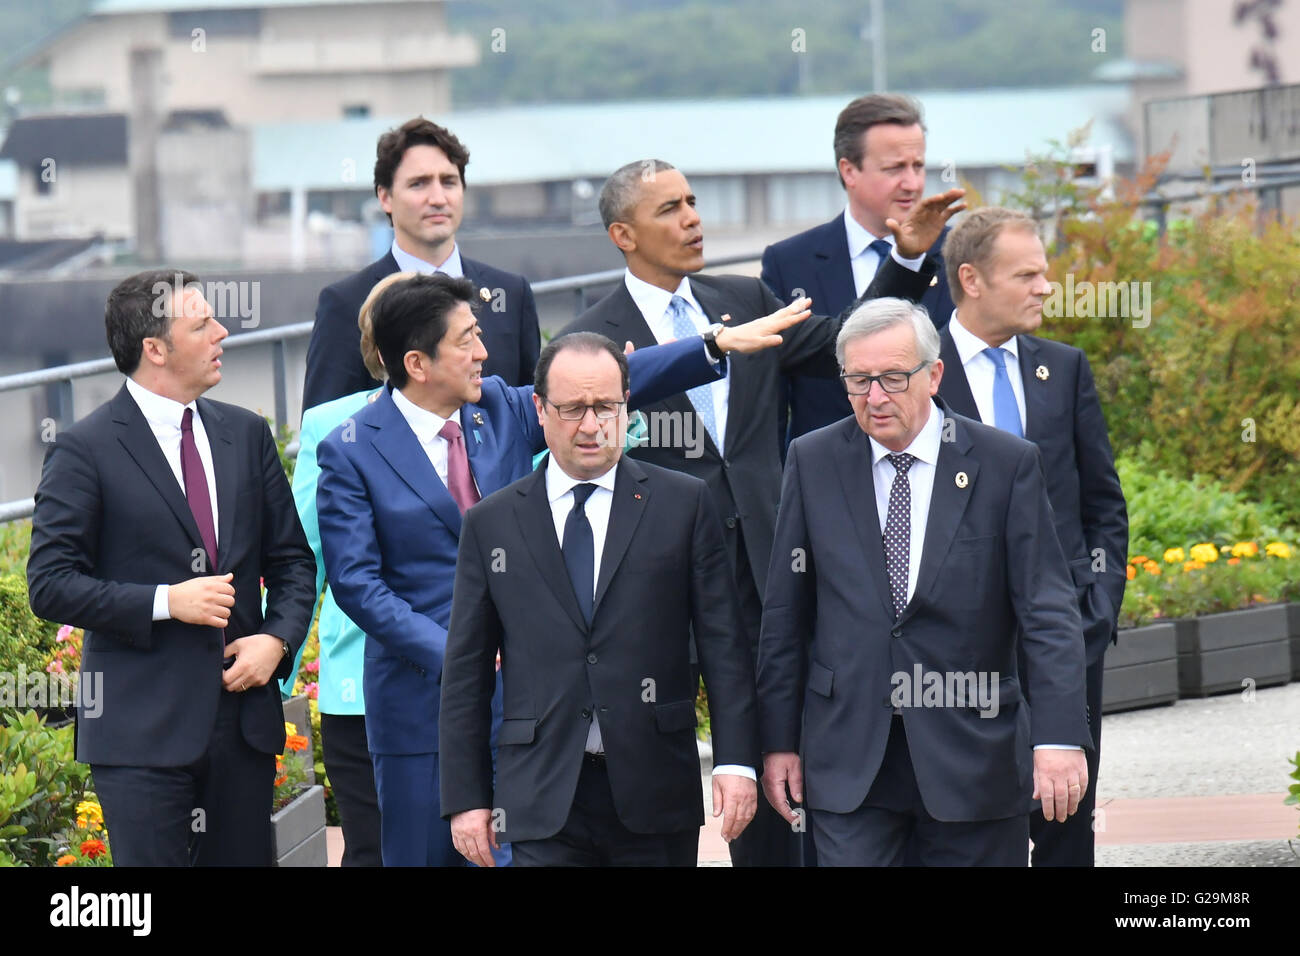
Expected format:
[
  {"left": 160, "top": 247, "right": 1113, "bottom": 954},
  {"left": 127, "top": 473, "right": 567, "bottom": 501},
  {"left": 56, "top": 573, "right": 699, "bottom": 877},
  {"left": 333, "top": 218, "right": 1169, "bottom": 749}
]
[
  {"left": 279, "top": 639, "right": 291, "bottom": 659},
  {"left": 701, "top": 323, "right": 726, "bottom": 361}
]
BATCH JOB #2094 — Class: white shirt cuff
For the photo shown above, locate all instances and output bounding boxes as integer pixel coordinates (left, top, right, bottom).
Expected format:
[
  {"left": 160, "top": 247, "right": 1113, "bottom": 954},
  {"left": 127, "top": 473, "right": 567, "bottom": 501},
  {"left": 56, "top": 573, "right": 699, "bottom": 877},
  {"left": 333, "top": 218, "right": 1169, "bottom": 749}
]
[
  {"left": 890, "top": 247, "right": 927, "bottom": 272},
  {"left": 711, "top": 764, "right": 756, "bottom": 780},
  {"left": 1033, "top": 744, "right": 1084, "bottom": 751},
  {"left": 152, "top": 584, "right": 172, "bottom": 622}
]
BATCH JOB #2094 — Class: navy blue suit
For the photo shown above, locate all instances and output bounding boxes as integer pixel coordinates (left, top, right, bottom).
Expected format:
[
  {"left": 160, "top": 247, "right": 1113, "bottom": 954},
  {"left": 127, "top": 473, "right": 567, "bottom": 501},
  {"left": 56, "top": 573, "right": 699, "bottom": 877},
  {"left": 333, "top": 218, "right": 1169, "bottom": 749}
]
[
  {"left": 761, "top": 218, "right": 955, "bottom": 443},
  {"left": 315, "top": 336, "right": 725, "bottom": 865},
  {"left": 303, "top": 251, "right": 541, "bottom": 414}
]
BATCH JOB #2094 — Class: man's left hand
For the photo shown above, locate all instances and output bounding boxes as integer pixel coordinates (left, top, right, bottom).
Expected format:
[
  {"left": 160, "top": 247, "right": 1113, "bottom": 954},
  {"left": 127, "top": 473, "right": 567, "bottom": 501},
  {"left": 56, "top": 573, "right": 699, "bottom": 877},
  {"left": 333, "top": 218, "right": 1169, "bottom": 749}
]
[
  {"left": 886, "top": 187, "right": 967, "bottom": 259},
  {"left": 222, "top": 634, "right": 285, "bottom": 693},
  {"left": 711, "top": 773, "right": 758, "bottom": 842},
  {"left": 1032, "top": 749, "right": 1089, "bottom": 822}
]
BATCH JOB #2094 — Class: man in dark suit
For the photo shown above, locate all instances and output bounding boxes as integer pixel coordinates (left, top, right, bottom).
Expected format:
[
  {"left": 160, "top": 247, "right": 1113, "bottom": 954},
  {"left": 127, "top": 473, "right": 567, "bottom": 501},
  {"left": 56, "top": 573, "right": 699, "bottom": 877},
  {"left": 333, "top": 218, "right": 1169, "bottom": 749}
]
[
  {"left": 936, "top": 207, "right": 1127, "bottom": 866},
  {"left": 303, "top": 117, "right": 540, "bottom": 413},
  {"left": 316, "top": 273, "right": 807, "bottom": 866},
  {"left": 27, "top": 270, "right": 317, "bottom": 866},
  {"left": 560, "top": 158, "right": 957, "bottom": 866},
  {"left": 440, "top": 332, "right": 760, "bottom": 866},
  {"left": 761, "top": 93, "right": 960, "bottom": 445},
  {"left": 758, "top": 297, "right": 1093, "bottom": 866}
]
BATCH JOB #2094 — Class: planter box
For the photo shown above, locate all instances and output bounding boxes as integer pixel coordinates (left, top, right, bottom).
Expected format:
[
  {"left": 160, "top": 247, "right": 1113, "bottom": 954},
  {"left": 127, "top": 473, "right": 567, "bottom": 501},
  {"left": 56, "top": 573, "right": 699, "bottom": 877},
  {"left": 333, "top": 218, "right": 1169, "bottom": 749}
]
[
  {"left": 1103, "top": 622, "right": 1179, "bottom": 714},
  {"left": 1175, "top": 604, "right": 1292, "bottom": 697},
  {"left": 1288, "top": 603, "right": 1300, "bottom": 682},
  {"left": 273, "top": 783, "right": 327, "bottom": 867}
]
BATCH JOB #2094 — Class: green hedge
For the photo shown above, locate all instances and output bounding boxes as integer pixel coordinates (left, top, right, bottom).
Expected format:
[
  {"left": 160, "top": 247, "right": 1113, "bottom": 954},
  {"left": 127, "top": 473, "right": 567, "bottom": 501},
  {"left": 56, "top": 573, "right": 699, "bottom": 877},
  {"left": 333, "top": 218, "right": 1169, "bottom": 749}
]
[{"left": 0, "top": 574, "right": 57, "bottom": 678}]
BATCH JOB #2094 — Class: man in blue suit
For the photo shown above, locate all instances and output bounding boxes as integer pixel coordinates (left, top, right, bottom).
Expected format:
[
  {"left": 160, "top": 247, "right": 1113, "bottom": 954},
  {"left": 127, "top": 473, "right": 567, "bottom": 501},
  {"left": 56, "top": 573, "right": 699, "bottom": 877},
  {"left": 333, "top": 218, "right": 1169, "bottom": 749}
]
[
  {"left": 316, "top": 273, "right": 810, "bottom": 866},
  {"left": 303, "top": 117, "right": 541, "bottom": 413},
  {"left": 762, "top": 94, "right": 961, "bottom": 446}
]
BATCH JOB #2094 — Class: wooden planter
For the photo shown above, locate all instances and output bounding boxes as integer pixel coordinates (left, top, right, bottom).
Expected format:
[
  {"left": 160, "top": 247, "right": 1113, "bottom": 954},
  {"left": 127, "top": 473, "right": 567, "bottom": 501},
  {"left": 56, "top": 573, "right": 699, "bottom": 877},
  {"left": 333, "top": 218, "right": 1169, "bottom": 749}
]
[
  {"left": 273, "top": 784, "right": 327, "bottom": 867},
  {"left": 1175, "top": 604, "right": 1292, "bottom": 697},
  {"left": 1288, "top": 603, "right": 1300, "bottom": 682},
  {"left": 1102, "top": 622, "right": 1179, "bottom": 714}
]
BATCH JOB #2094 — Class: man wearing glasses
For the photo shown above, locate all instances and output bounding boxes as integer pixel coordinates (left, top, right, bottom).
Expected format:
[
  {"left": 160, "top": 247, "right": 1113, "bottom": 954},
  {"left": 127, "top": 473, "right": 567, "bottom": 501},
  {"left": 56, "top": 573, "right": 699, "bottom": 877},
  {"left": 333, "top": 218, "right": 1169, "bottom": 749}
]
[{"left": 757, "top": 297, "right": 1092, "bottom": 866}]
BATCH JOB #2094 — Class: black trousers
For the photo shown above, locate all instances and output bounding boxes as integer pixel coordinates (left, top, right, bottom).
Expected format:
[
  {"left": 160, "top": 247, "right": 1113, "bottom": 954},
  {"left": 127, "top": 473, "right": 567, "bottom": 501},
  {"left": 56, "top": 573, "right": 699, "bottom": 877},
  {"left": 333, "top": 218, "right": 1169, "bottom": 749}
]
[
  {"left": 812, "top": 716, "right": 1029, "bottom": 867},
  {"left": 1030, "top": 650, "right": 1104, "bottom": 866},
  {"left": 511, "top": 755, "right": 698, "bottom": 866},
  {"left": 92, "top": 688, "right": 275, "bottom": 866},
  {"left": 320, "top": 713, "right": 383, "bottom": 867}
]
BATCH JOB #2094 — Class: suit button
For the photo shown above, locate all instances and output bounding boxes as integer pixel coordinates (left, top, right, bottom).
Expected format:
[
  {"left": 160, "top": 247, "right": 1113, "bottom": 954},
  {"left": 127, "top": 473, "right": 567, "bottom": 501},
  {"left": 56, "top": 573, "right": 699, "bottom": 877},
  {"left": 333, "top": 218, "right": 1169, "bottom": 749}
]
[
  {"left": 586, "top": 653, "right": 598, "bottom": 664},
  {"left": 725, "top": 516, "right": 738, "bottom": 529},
  {"left": 581, "top": 708, "right": 591, "bottom": 719},
  {"left": 891, "top": 627, "right": 902, "bottom": 639}
]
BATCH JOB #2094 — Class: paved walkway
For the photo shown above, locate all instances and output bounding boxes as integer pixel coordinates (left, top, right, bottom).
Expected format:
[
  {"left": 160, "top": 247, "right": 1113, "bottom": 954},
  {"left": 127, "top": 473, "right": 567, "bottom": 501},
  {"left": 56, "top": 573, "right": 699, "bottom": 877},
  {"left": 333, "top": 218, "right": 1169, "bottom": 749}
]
[{"left": 326, "top": 682, "right": 1300, "bottom": 867}]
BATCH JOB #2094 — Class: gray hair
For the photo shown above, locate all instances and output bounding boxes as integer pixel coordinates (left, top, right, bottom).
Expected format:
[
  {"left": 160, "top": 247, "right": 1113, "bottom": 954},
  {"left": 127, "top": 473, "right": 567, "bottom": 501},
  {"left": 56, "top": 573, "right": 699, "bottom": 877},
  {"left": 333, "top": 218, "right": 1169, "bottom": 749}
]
[
  {"left": 835, "top": 297, "right": 939, "bottom": 368},
  {"left": 598, "top": 159, "right": 676, "bottom": 230}
]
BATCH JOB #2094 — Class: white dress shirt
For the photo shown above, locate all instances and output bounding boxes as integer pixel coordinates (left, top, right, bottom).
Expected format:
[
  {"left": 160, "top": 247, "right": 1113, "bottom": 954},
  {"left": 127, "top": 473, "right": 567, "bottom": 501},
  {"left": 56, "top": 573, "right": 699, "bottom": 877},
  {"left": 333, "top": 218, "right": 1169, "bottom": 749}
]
[
  {"left": 390, "top": 387, "right": 470, "bottom": 491},
  {"left": 843, "top": 206, "right": 928, "bottom": 297},
  {"left": 623, "top": 270, "right": 729, "bottom": 451},
  {"left": 947, "top": 312, "right": 1027, "bottom": 433},
  {"left": 390, "top": 238, "right": 464, "bottom": 278},
  {"left": 544, "top": 456, "right": 753, "bottom": 779},
  {"left": 126, "top": 378, "right": 219, "bottom": 622}
]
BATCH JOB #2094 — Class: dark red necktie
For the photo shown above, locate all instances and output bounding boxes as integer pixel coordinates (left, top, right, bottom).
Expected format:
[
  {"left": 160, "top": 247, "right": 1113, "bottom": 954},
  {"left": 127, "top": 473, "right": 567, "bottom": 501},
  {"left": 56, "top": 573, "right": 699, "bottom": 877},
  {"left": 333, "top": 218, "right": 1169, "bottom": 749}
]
[
  {"left": 439, "top": 420, "right": 481, "bottom": 513},
  {"left": 180, "top": 407, "right": 218, "bottom": 571}
]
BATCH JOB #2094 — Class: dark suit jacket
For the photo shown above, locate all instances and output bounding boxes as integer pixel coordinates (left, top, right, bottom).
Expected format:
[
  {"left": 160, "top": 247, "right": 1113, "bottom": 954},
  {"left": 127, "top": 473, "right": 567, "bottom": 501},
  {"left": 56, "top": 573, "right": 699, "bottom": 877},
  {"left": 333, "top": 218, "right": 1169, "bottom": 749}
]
[
  {"left": 316, "top": 336, "right": 726, "bottom": 756},
  {"left": 27, "top": 384, "right": 317, "bottom": 767},
  {"left": 937, "top": 329, "right": 1127, "bottom": 664},
  {"left": 439, "top": 456, "right": 759, "bottom": 841},
  {"left": 757, "top": 399, "right": 1091, "bottom": 822},
  {"left": 559, "top": 260, "right": 935, "bottom": 605},
  {"left": 762, "top": 218, "right": 956, "bottom": 442},
  {"left": 302, "top": 251, "right": 541, "bottom": 413}
]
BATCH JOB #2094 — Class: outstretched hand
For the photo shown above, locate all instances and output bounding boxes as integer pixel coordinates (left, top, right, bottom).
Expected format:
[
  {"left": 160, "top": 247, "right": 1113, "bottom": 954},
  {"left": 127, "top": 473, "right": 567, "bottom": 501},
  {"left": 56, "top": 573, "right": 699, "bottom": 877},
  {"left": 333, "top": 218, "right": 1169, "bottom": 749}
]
[
  {"left": 713, "top": 298, "right": 812, "bottom": 354},
  {"left": 886, "top": 187, "right": 967, "bottom": 259}
]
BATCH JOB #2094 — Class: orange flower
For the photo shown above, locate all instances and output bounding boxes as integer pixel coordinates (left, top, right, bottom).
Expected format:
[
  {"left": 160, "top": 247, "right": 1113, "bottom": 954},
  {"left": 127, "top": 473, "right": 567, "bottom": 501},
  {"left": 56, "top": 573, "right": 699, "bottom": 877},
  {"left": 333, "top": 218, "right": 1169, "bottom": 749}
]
[
  {"left": 1126, "top": 565, "right": 1137, "bottom": 580},
  {"left": 1130, "top": 555, "right": 1149, "bottom": 565},
  {"left": 56, "top": 854, "right": 76, "bottom": 866},
  {"left": 275, "top": 774, "right": 288, "bottom": 787},
  {"left": 1183, "top": 560, "right": 1206, "bottom": 571},
  {"left": 79, "top": 839, "right": 107, "bottom": 860},
  {"left": 1227, "top": 557, "right": 1240, "bottom": 565},
  {"left": 285, "top": 734, "right": 310, "bottom": 753},
  {"left": 1143, "top": 560, "right": 1161, "bottom": 575}
]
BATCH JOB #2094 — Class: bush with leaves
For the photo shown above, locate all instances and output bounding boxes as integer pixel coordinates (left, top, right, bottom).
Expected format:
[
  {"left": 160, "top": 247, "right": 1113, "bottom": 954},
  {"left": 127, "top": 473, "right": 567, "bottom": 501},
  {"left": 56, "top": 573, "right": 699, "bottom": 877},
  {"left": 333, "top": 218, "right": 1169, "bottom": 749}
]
[
  {"left": 0, "top": 711, "right": 97, "bottom": 867},
  {"left": 0, "top": 574, "right": 58, "bottom": 679}
]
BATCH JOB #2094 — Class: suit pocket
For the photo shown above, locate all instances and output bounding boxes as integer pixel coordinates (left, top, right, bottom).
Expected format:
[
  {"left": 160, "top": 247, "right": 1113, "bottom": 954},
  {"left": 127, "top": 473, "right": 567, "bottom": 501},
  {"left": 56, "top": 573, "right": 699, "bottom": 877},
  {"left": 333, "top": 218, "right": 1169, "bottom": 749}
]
[
  {"left": 807, "top": 660, "right": 834, "bottom": 698},
  {"left": 950, "top": 533, "right": 998, "bottom": 554},
  {"left": 496, "top": 717, "right": 537, "bottom": 745},
  {"left": 653, "top": 700, "right": 698, "bottom": 733},
  {"left": 1068, "top": 556, "right": 1096, "bottom": 588}
]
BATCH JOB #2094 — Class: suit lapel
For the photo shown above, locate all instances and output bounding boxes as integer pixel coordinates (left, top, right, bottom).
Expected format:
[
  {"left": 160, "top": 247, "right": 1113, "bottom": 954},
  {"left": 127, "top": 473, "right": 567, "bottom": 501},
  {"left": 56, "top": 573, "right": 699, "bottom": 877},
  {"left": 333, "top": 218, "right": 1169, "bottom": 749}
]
[
  {"left": 903, "top": 406, "right": 979, "bottom": 622},
  {"left": 592, "top": 457, "right": 651, "bottom": 615},
  {"left": 1015, "top": 335, "right": 1048, "bottom": 440},
  {"left": 814, "top": 218, "right": 858, "bottom": 314},
  {"left": 369, "top": 389, "right": 464, "bottom": 536},
  {"left": 196, "top": 397, "right": 237, "bottom": 571},
  {"left": 833, "top": 422, "right": 895, "bottom": 621},
  {"left": 110, "top": 386, "right": 206, "bottom": 557},
  {"left": 514, "top": 468, "right": 588, "bottom": 633},
  {"left": 938, "top": 328, "right": 978, "bottom": 419},
  {"left": 460, "top": 400, "right": 503, "bottom": 497}
]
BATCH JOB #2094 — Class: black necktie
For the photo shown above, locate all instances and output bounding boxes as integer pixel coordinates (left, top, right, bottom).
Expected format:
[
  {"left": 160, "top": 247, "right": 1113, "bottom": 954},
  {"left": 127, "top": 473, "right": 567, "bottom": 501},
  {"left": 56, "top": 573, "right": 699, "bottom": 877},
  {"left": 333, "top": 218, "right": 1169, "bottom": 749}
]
[
  {"left": 562, "top": 483, "right": 597, "bottom": 625},
  {"left": 883, "top": 453, "right": 915, "bottom": 619}
]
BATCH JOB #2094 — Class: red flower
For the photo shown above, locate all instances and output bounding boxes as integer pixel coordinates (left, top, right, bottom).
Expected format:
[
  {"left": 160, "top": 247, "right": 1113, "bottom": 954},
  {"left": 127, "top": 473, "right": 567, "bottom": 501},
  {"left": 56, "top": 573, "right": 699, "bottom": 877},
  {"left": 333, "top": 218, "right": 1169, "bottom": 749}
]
[{"left": 80, "top": 839, "right": 107, "bottom": 860}]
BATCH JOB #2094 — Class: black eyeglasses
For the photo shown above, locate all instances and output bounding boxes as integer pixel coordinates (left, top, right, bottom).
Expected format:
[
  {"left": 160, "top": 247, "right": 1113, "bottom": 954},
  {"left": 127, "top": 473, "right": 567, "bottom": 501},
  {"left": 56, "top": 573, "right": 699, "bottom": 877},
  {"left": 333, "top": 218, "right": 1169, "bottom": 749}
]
[
  {"left": 543, "top": 399, "right": 626, "bottom": 421},
  {"left": 840, "top": 361, "right": 929, "bottom": 395}
]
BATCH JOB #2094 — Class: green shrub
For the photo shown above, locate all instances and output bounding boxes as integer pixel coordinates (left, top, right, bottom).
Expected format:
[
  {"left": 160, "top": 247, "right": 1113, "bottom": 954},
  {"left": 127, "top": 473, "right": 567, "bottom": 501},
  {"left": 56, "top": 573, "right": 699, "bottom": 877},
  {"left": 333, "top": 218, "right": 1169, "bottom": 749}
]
[
  {"left": 0, "top": 522, "right": 30, "bottom": 578},
  {"left": 0, "top": 710, "right": 95, "bottom": 867},
  {"left": 0, "top": 574, "right": 58, "bottom": 677}
]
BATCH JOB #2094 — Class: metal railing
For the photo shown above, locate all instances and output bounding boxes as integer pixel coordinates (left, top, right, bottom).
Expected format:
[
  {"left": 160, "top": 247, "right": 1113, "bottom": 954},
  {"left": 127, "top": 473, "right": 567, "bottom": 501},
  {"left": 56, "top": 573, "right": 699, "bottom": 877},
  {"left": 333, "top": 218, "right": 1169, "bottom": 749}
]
[{"left": 0, "top": 251, "right": 764, "bottom": 523}]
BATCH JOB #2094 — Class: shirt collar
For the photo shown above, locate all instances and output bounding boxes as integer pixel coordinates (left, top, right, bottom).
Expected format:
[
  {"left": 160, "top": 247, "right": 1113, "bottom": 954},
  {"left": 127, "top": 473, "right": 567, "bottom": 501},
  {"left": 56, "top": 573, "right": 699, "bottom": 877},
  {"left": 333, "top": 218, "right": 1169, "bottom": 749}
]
[
  {"left": 545, "top": 455, "right": 618, "bottom": 504},
  {"left": 949, "top": 310, "right": 1019, "bottom": 366},
  {"left": 390, "top": 238, "right": 463, "bottom": 278},
  {"left": 623, "top": 270, "right": 702, "bottom": 327},
  {"left": 125, "top": 376, "right": 196, "bottom": 430},
  {"left": 843, "top": 205, "right": 893, "bottom": 260},
  {"left": 390, "top": 386, "right": 461, "bottom": 445},
  {"left": 867, "top": 398, "right": 944, "bottom": 468}
]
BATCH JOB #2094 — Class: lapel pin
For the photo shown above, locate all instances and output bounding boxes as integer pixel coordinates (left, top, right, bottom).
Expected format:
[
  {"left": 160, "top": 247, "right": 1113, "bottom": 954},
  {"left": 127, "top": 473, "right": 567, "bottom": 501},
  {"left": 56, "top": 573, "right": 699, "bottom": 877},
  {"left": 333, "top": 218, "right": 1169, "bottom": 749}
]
[
  {"left": 472, "top": 412, "right": 485, "bottom": 425},
  {"left": 955, "top": 471, "right": 969, "bottom": 489},
  {"left": 929, "top": 276, "right": 938, "bottom": 287},
  {"left": 634, "top": 493, "right": 642, "bottom": 500},
  {"left": 479, "top": 286, "right": 492, "bottom": 302},
  {"left": 473, "top": 429, "right": 482, "bottom": 444},
  {"left": 1035, "top": 365, "right": 1049, "bottom": 381}
]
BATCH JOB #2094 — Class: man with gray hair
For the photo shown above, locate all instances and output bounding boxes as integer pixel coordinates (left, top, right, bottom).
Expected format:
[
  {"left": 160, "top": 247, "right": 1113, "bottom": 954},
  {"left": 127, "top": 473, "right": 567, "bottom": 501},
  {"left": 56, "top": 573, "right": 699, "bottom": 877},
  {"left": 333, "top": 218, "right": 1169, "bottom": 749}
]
[
  {"left": 561, "top": 159, "right": 952, "bottom": 867},
  {"left": 757, "top": 296, "right": 1092, "bottom": 866}
]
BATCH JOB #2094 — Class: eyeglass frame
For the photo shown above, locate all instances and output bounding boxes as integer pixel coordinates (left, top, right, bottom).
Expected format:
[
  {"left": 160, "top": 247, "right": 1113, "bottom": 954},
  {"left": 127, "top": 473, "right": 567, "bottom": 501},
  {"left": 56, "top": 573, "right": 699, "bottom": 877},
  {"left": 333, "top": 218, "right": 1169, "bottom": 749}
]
[
  {"left": 541, "top": 397, "right": 628, "bottom": 421},
  {"left": 839, "top": 361, "right": 930, "bottom": 395}
]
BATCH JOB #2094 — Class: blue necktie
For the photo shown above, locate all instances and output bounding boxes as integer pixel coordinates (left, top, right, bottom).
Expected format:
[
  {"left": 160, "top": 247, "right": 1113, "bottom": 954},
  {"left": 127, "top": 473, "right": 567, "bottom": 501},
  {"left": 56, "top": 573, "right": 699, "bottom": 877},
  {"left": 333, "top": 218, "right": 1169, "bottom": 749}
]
[
  {"left": 983, "top": 347, "right": 1023, "bottom": 438},
  {"left": 868, "top": 237, "right": 893, "bottom": 270},
  {"left": 562, "top": 483, "right": 597, "bottom": 625},
  {"left": 666, "top": 295, "right": 720, "bottom": 449}
]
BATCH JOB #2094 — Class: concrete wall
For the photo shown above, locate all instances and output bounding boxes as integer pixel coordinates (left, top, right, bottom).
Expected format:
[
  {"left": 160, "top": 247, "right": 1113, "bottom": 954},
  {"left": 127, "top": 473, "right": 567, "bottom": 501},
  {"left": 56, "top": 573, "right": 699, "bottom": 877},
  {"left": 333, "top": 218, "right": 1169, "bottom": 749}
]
[
  {"left": 15, "top": 164, "right": 133, "bottom": 240},
  {"left": 159, "top": 126, "right": 251, "bottom": 262}
]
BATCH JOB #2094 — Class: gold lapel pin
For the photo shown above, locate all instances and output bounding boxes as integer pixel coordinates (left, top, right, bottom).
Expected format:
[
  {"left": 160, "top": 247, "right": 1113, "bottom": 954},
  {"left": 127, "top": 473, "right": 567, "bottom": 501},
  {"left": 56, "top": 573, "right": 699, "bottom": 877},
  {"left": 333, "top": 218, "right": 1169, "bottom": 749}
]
[
  {"left": 472, "top": 412, "right": 485, "bottom": 425},
  {"left": 1035, "top": 365, "right": 1049, "bottom": 381},
  {"left": 955, "top": 471, "right": 969, "bottom": 489},
  {"left": 479, "top": 286, "right": 492, "bottom": 302}
]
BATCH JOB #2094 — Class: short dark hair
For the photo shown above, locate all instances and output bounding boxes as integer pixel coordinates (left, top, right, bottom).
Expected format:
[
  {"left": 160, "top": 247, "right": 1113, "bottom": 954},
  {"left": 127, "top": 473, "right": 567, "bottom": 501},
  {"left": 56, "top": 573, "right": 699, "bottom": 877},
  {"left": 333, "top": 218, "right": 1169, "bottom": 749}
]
[
  {"left": 105, "top": 268, "right": 201, "bottom": 375},
  {"left": 598, "top": 159, "right": 675, "bottom": 230},
  {"left": 534, "top": 332, "right": 629, "bottom": 401},
  {"left": 373, "top": 116, "right": 470, "bottom": 206},
  {"left": 943, "top": 206, "right": 1039, "bottom": 304},
  {"left": 370, "top": 273, "right": 477, "bottom": 389},
  {"left": 833, "top": 94, "right": 925, "bottom": 187}
]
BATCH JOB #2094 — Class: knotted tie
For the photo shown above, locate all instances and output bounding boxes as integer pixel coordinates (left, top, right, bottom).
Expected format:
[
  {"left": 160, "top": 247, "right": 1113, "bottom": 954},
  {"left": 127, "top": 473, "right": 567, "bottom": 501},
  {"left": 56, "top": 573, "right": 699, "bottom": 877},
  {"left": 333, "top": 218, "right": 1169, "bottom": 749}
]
[
  {"left": 439, "top": 419, "right": 481, "bottom": 513},
  {"left": 562, "top": 483, "right": 597, "bottom": 625},
  {"left": 983, "top": 347, "right": 1023, "bottom": 438}
]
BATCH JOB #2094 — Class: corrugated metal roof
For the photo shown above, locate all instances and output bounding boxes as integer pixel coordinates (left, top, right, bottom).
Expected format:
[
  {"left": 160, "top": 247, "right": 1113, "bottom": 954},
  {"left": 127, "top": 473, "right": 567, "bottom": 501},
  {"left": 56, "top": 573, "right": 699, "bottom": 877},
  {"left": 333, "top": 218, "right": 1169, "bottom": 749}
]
[{"left": 252, "top": 86, "right": 1133, "bottom": 191}]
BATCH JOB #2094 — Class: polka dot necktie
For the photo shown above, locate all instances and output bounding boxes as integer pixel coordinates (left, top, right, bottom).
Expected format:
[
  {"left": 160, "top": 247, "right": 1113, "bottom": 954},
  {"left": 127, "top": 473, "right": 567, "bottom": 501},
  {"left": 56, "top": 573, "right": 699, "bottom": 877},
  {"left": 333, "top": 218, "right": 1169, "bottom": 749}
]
[{"left": 884, "top": 453, "right": 915, "bottom": 619}]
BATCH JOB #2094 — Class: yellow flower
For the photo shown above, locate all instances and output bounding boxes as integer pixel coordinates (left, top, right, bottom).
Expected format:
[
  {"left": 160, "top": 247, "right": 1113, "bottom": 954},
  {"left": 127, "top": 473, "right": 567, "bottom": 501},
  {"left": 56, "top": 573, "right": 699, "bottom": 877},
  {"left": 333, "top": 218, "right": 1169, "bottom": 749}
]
[
  {"left": 284, "top": 721, "right": 298, "bottom": 737},
  {"left": 1163, "top": 547, "right": 1185, "bottom": 564},
  {"left": 1266, "top": 541, "right": 1292, "bottom": 559},
  {"left": 75, "top": 800, "right": 103, "bottom": 830},
  {"left": 1230, "top": 541, "right": 1258, "bottom": 558},
  {"left": 1143, "top": 561, "right": 1161, "bottom": 575},
  {"left": 1189, "top": 543, "right": 1219, "bottom": 564}
]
